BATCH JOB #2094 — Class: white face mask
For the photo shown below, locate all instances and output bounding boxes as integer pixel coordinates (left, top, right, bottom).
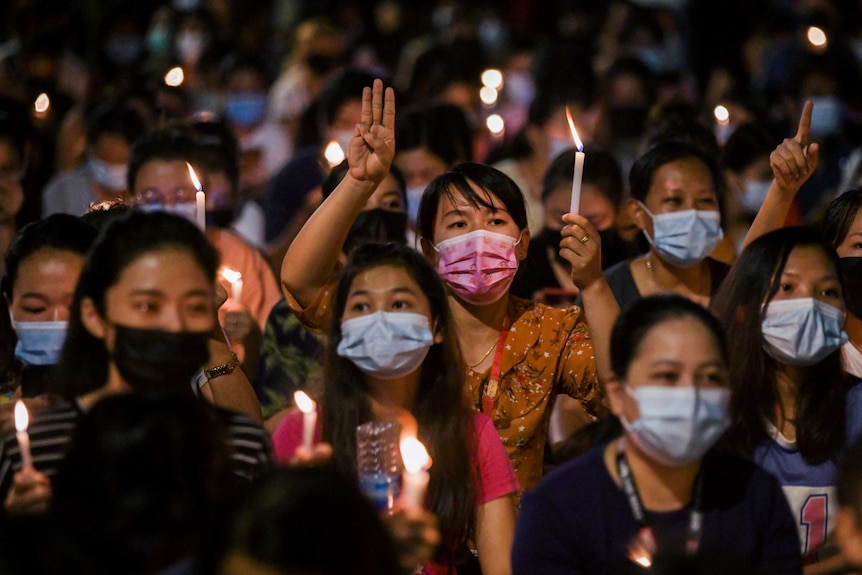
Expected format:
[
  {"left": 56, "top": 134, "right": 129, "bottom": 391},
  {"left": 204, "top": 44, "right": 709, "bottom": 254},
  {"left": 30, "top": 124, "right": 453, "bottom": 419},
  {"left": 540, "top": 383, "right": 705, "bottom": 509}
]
[
  {"left": 139, "top": 202, "right": 198, "bottom": 224},
  {"left": 88, "top": 155, "right": 128, "bottom": 191},
  {"left": 737, "top": 180, "right": 771, "bottom": 214},
  {"left": 337, "top": 311, "right": 434, "bottom": 379},
  {"left": 639, "top": 202, "right": 724, "bottom": 267},
  {"left": 620, "top": 385, "right": 731, "bottom": 467},
  {"left": 761, "top": 297, "right": 848, "bottom": 366}
]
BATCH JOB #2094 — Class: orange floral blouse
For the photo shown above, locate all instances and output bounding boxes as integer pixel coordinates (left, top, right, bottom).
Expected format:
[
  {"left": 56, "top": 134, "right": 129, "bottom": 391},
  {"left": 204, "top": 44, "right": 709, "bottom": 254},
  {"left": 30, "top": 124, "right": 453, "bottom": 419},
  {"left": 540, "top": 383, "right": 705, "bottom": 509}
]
[{"left": 284, "top": 279, "right": 606, "bottom": 495}]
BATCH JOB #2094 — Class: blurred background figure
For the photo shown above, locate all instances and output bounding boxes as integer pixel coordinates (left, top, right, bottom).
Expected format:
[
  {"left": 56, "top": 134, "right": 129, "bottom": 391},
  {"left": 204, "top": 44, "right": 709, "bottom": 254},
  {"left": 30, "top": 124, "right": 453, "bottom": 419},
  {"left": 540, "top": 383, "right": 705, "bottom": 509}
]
[
  {"left": 42, "top": 100, "right": 147, "bottom": 217},
  {"left": 51, "top": 393, "right": 238, "bottom": 575},
  {"left": 218, "top": 467, "right": 403, "bottom": 575},
  {"left": 219, "top": 52, "right": 291, "bottom": 208}
]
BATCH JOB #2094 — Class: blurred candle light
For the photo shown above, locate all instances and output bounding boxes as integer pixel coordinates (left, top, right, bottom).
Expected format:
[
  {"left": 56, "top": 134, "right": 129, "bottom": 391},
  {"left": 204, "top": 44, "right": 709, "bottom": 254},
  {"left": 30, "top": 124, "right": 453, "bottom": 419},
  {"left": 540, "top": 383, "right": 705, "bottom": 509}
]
[
  {"left": 294, "top": 390, "right": 317, "bottom": 451},
  {"left": 486, "top": 114, "right": 505, "bottom": 137},
  {"left": 324, "top": 141, "right": 345, "bottom": 167},
  {"left": 220, "top": 267, "right": 243, "bottom": 305},
  {"left": 480, "top": 86, "right": 498, "bottom": 107},
  {"left": 807, "top": 26, "right": 828, "bottom": 50},
  {"left": 187, "top": 162, "right": 206, "bottom": 231},
  {"left": 481, "top": 68, "right": 503, "bottom": 90},
  {"left": 14, "top": 401, "right": 33, "bottom": 469},
  {"left": 565, "top": 106, "right": 585, "bottom": 214},
  {"left": 399, "top": 436, "right": 431, "bottom": 511},
  {"left": 165, "top": 67, "right": 185, "bottom": 87},
  {"left": 34, "top": 93, "right": 50, "bottom": 114},
  {"left": 713, "top": 104, "right": 730, "bottom": 124}
]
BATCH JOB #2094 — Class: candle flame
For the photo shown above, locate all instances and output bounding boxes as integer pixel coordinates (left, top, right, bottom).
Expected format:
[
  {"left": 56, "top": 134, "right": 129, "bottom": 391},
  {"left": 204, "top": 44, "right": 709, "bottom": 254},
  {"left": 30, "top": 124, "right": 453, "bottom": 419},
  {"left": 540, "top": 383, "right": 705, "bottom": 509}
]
[
  {"left": 220, "top": 267, "right": 242, "bottom": 283},
  {"left": 34, "top": 93, "right": 50, "bottom": 114},
  {"left": 324, "top": 141, "right": 345, "bottom": 167},
  {"left": 165, "top": 66, "right": 184, "bottom": 87},
  {"left": 14, "top": 400, "right": 29, "bottom": 432},
  {"left": 186, "top": 162, "right": 202, "bottom": 192},
  {"left": 294, "top": 390, "right": 315, "bottom": 414},
  {"left": 400, "top": 436, "right": 431, "bottom": 473},
  {"left": 565, "top": 106, "right": 584, "bottom": 152}
]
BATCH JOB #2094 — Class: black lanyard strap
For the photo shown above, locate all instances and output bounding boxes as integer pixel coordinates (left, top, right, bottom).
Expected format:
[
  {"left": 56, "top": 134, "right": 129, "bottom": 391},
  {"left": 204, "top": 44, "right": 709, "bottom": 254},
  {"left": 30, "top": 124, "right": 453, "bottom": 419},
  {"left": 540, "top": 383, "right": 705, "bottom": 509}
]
[{"left": 615, "top": 440, "right": 704, "bottom": 558}]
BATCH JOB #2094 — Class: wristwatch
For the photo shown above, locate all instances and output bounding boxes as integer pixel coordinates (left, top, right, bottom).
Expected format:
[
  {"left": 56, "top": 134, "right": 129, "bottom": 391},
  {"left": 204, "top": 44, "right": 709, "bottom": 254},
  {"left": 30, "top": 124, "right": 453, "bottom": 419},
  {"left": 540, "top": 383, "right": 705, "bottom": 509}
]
[{"left": 204, "top": 352, "right": 239, "bottom": 380}]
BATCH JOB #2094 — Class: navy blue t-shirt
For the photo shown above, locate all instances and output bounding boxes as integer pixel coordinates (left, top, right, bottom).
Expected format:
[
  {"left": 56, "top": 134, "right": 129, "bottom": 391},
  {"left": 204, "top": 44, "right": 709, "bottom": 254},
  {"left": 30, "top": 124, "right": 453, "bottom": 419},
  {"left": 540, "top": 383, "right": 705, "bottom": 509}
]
[{"left": 512, "top": 443, "right": 802, "bottom": 575}]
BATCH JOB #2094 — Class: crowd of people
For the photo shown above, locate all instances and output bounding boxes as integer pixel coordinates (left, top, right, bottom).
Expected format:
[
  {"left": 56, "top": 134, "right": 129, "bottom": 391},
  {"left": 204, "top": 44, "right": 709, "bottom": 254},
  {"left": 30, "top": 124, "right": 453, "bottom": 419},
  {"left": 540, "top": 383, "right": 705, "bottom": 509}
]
[{"left": 2, "top": 0, "right": 862, "bottom": 573}]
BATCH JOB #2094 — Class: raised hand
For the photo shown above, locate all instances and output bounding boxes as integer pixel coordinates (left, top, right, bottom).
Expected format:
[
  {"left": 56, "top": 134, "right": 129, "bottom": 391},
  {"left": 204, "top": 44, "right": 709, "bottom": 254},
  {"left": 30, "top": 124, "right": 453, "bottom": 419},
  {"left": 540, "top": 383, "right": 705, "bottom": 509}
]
[
  {"left": 560, "top": 213, "right": 603, "bottom": 291},
  {"left": 769, "top": 100, "right": 820, "bottom": 197},
  {"left": 348, "top": 78, "right": 396, "bottom": 187}
]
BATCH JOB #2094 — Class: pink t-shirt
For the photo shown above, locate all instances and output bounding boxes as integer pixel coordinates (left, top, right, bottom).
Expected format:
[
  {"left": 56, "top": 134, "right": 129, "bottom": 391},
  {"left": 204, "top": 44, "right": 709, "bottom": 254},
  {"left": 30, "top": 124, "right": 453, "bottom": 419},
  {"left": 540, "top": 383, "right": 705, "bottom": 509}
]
[{"left": 272, "top": 409, "right": 518, "bottom": 507}]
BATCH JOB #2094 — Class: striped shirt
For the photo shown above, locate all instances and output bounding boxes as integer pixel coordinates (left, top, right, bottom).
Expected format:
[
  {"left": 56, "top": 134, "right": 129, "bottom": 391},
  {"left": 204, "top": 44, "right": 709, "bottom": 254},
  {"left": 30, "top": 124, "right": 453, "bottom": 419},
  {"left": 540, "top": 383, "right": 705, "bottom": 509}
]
[{"left": 0, "top": 399, "right": 273, "bottom": 499}]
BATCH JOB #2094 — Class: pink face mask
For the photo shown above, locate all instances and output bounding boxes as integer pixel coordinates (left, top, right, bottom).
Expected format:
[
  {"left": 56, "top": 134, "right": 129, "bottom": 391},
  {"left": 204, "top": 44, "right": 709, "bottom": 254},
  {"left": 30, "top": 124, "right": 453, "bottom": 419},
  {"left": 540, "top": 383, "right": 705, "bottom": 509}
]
[{"left": 434, "top": 229, "right": 520, "bottom": 305}]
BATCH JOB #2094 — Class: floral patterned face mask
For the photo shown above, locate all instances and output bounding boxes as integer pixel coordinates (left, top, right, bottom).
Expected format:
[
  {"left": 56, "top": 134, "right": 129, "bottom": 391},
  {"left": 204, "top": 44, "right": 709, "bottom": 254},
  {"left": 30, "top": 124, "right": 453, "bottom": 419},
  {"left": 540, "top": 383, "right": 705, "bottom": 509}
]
[{"left": 434, "top": 230, "right": 520, "bottom": 305}]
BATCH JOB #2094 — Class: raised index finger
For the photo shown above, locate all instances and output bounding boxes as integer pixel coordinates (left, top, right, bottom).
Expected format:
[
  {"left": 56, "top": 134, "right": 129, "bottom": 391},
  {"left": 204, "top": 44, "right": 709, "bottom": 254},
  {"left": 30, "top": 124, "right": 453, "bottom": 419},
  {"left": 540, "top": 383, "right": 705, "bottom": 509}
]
[{"left": 794, "top": 100, "right": 813, "bottom": 146}]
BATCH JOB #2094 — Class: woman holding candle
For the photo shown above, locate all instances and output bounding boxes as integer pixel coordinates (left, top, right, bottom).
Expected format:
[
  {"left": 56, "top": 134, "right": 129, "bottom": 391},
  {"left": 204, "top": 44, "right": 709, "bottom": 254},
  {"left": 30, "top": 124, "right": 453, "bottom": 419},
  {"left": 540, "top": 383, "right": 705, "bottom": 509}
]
[
  {"left": 272, "top": 242, "right": 519, "bottom": 575},
  {"left": 281, "top": 78, "right": 617, "bottom": 495},
  {"left": 512, "top": 294, "right": 802, "bottom": 574},
  {"left": 0, "top": 210, "right": 273, "bottom": 514},
  {"left": 601, "top": 139, "right": 728, "bottom": 313}
]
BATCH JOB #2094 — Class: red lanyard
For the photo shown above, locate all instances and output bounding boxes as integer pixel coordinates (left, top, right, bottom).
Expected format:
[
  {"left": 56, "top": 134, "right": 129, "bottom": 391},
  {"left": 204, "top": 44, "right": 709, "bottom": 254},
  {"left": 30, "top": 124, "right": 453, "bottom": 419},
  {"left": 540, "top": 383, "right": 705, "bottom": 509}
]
[{"left": 481, "top": 330, "right": 510, "bottom": 419}]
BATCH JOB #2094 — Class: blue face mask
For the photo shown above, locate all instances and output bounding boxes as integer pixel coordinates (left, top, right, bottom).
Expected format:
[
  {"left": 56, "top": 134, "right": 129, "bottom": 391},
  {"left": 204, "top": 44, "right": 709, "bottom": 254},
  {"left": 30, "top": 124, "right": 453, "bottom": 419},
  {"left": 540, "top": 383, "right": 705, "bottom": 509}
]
[
  {"left": 620, "top": 385, "right": 730, "bottom": 467},
  {"left": 761, "top": 297, "right": 847, "bottom": 366},
  {"left": 405, "top": 185, "right": 425, "bottom": 228},
  {"left": 639, "top": 202, "right": 724, "bottom": 267},
  {"left": 88, "top": 155, "right": 128, "bottom": 191},
  {"left": 737, "top": 180, "right": 771, "bottom": 214},
  {"left": 337, "top": 311, "right": 434, "bottom": 380},
  {"left": 223, "top": 93, "right": 268, "bottom": 128},
  {"left": 808, "top": 96, "right": 844, "bottom": 139},
  {"left": 12, "top": 320, "right": 68, "bottom": 365}
]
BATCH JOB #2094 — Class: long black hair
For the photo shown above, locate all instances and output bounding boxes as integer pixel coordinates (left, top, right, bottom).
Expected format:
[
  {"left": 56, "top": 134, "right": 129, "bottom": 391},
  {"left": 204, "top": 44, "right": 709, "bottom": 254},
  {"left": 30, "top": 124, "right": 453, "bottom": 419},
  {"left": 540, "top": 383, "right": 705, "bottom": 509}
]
[
  {"left": 711, "top": 226, "right": 848, "bottom": 463},
  {"left": 322, "top": 242, "right": 477, "bottom": 560},
  {"left": 55, "top": 210, "right": 219, "bottom": 399}
]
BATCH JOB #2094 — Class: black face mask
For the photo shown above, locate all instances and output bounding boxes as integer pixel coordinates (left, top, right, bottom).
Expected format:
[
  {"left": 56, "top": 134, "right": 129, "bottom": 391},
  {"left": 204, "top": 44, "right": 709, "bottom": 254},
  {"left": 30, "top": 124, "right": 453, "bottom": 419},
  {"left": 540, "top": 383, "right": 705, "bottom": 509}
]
[
  {"left": 343, "top": 209, "right": 408, "bottom": 254},
  {"left": 840, "top": 257, "right": 862, "bottom": 318},
  {"left": 206, "top": 208, "right": 236, "bottom": 229},
  {"left": 597, "top": 228, "right": 630, "bottom": 270},
  {"left": 111, "top": 325, "right": 210, "bottom": 394}
]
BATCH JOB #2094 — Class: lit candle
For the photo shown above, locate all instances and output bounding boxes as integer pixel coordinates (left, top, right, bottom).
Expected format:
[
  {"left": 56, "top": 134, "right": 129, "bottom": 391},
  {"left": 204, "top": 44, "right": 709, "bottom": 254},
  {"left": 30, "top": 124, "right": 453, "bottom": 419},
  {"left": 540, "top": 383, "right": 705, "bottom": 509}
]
[
  {"left": 294, "top": 390, "right": 317, "bottom": 452},
  {"left": 14, "top": 401, "right": 33, "bottom": 469},
  {"left": 220, "top": 268, "right": 243, "bottom": 305},
  {"left": 399, "top": 436, "right": 431, "bottom": 511},
  {"left": 565, "top": 106, "right": 585, "bottom": 215},
  {"left": 187, "top": 162, "right": 206, "bottom": 231},
  {"left": 324, "top": 141, "right": 345, "bottom": 168}
]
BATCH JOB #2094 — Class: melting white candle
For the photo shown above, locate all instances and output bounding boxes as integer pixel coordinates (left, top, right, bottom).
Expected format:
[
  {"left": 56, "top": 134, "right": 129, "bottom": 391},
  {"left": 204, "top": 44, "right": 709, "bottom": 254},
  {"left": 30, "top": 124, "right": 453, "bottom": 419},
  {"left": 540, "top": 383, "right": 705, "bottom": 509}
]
[
  {"left": 14, "top": 401, "right": 33, "bottom": 469},
  {"left": 565, "top": 107, "right": 585, "bottom": 215},
  {"left": 399, "top": 436, "right": 431, "bottom": 511},
  {"left": 220, "top": 267, "right": 243, "bottom": 305},
  {"left": 187, "top": 162, "right": 206, "bottom": 231},
  {"left": 294, "top": 390, "right": 317, "bottom": 452}
]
